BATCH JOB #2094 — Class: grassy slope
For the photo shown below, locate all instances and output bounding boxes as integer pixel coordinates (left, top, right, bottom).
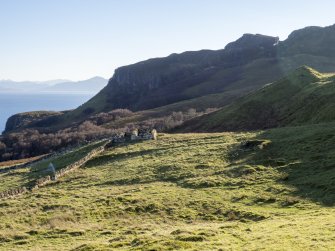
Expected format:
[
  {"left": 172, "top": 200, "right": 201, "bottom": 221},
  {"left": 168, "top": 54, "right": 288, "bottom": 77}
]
[
  {"left": 1, "top": 123, "right": 335, "bottom": 250},
  {"left": 62, "top": 52, "right": 335, "bottom": 126},
  {"left": 40, "top": 58, "right": 284, "bottom": 130},
  {"left": 102, "top": 62, "right": 335, "bottom": 130},
  {"left": 11, "top": 55, "right": 335, "bottom": 134},
  {"left": 153, "top": 56, "right": 335, "bottom": 117},
  {"left": 4, "top": 53, "right": 335, "bottom": 134},
  {"left": 0, "top": 141, "right": 106, "bottom": 193},
  {"left": 0, "top": 156, "right": 44, "bottom": 170},
  {"left": 179, "top": 66, "right": 335, "bottom": 132}
]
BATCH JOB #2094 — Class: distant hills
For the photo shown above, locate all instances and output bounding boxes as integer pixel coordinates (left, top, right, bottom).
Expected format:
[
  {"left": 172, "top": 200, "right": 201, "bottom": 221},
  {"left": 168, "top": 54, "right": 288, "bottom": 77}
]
[
  {"left": 178, "top": 66, "right": 335, "bottom": 132},
  {"left": 0, "top": 79, "right": 70, "bottom": 93},
  {"left": 43, "top": 77, "right": 107, "bottom": 94},
  {"left": 0, "top": 77, "right": 107, "bottom": 94}
]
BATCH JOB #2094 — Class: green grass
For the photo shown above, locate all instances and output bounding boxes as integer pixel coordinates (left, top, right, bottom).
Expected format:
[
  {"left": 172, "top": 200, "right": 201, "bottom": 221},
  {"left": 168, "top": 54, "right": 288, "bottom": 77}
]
[
  {"left": 0, "top": 156, "right": 44, "bottom": 170},
  {"left": 179, "top": 66, "right": 335, "bottom": 132},
  {"left": 1, "top": 123, "right": 335, "bottom": 250},
  {"left": 0, "top": 141, "right": 106, "bottom": 192}
]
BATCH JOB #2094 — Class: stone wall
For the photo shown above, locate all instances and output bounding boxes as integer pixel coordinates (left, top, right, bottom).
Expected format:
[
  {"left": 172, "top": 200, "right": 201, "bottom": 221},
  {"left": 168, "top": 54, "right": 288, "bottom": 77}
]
[
  {"left": 30, "top": 144, "right": 107, "bottom": 190},
  {"left": 0, "top": 142, "right": 89, "bottom": 174},
  {"left": 0, "top": 154, "right": 52, "bottom": 174},
  {"left": 0, "top": 142, "right": 108, "bottom": 199},
  {"left": 0, "top": 130, "right": 157, "bottom": 200},
  {"left": 0, "top": 187, "right": 28, "bottom": 199}
]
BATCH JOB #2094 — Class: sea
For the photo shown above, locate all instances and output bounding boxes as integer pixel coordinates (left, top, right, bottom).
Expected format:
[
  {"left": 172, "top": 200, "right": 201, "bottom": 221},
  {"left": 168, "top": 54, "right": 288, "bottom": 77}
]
[{"left": 0, "top": 93, "right": 94, "bottom": 133}]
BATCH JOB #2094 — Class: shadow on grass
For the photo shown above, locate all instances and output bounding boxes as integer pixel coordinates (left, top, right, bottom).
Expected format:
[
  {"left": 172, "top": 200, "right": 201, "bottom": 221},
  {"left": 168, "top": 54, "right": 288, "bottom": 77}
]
[
  {"left": 84, "top": 147, "right": 169, "bottom": 168},
  {"left": 85, "top": 136, "right": 228, "bottom": 169},
  {"left": 227, "top": 124, "right": 335, "bottom": 206}
]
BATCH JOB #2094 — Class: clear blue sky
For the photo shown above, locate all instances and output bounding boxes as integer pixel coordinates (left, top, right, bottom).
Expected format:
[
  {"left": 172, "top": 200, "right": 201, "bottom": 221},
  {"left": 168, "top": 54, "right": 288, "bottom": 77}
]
[{"left": 1, "top": 0, "right": 335, "bottom": 81}]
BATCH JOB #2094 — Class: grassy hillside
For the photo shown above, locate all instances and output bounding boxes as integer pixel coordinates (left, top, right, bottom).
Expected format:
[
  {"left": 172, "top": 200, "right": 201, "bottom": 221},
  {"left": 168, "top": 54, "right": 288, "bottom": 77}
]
[
  {"left": 1, "top": 123, "right": 335, "bottom": 250},
  {"left": 179, "top": 66, "right": 335, "bottom": 132},
  {"left": 0, "top": 156, "right": 44, "bottom": 170},
  {"left": 12, "top": 58, "right": 335, "bottom": 134},
  {"left": 0, "top": 141, "right": 106, "bottom": 193}
]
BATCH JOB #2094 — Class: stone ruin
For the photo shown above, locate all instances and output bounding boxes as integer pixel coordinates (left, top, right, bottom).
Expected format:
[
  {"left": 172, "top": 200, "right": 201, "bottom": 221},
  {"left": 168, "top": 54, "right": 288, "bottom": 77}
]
[{"left": 111, "top": 128, "right": 157, "bottom": 144}]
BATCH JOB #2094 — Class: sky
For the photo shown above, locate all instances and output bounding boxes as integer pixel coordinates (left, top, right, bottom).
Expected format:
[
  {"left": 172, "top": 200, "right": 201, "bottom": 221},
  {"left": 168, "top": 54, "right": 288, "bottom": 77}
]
[{"left": 1, "top": 0, "right": 335, "bottom": 81}]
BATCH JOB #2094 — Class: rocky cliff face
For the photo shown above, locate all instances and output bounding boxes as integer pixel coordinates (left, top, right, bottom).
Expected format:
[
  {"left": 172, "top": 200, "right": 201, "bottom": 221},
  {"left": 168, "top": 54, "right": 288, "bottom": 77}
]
[
  {"left": 110, "top": 34, "right": 279, "bottom": 96},
  {"left": 79, "top": 33, "right": 281, "bottom": 114}
]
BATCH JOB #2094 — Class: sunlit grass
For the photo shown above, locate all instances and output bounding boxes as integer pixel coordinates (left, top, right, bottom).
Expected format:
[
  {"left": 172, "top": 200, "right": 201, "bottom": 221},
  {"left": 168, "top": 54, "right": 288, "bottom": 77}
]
[{"left": 1, "top": 125, "right": 335, "bottom": 250}]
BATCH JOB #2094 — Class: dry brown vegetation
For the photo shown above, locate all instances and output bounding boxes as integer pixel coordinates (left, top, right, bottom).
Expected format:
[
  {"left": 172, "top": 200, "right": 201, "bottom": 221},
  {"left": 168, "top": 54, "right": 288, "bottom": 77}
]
[{"left": 0, "top": 108, "right": 206, "bottom": 162}]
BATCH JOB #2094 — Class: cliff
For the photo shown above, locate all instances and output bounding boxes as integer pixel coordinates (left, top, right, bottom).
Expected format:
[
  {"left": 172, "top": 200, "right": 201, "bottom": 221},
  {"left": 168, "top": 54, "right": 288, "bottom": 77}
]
[
  {"left": 6, "top": 24, "right": 335, "bottom": 132},
  {"left": 73, "top": 24, "right": 335, "bottom": 118}
]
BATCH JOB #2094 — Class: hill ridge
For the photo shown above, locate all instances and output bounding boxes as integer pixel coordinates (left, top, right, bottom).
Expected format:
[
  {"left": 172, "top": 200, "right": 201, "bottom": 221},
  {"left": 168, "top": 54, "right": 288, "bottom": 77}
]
[
  {"left": 177, "top": 66, "right": 335, "bottom": 132},
  {"left": 4, "top": 23, "right": 335, "bottom": 133},
  {"left": 60, "top": 23, "right": 335, "bottom": 125}
]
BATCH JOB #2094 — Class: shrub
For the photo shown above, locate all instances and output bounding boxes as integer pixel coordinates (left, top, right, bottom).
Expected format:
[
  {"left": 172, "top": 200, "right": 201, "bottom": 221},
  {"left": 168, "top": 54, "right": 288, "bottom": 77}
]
[{"left": 0, "top": 124, "right": 116, "bottom": 161}]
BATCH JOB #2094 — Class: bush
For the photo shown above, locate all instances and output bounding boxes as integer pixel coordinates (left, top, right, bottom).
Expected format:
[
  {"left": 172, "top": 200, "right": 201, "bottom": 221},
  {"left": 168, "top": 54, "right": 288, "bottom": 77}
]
[
  {"left": 88, "top": 109, "right": 133, "bottom": 125},
  {"left": 0, "top": 107, "right": 210, "bottom": 162},
  {"left": 0, "top": 123, "right": 116, "bottom": 161}
]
